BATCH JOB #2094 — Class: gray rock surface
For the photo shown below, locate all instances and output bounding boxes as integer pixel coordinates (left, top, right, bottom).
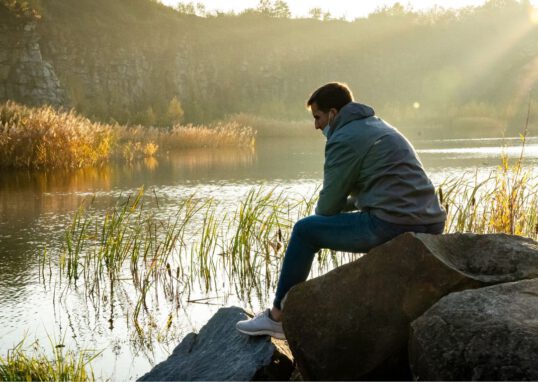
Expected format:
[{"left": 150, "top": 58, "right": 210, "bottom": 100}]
[
  {"left": 1, "top": 19, "right": 65, "bottom": 107},
  {"left": 410, "top": 278, "right": 538, "bottom": 381},
  {"left": 138, "top": 306, "right": 294, "bottom": 381},
  {"left": 282, "top": 233, "right": 538, "bottom": 380}
]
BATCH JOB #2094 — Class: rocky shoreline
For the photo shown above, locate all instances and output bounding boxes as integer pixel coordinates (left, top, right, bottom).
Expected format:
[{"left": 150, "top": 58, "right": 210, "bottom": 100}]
[{"left": 139, "top": 232, "right": 538, "bottom": 381}]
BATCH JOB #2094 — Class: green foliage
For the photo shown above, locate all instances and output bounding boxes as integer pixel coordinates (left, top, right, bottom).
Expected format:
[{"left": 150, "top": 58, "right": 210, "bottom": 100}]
[
  {"left": 308, "top": 7, "right": 323, "bottom": 20},
  {"left": 256, "top": 0, "right": 291, "bottom": 18},
  {"left": 3, "top": 0, "right": 538, "bottom": 137},
  {"left": 0, "top": 336, "right": 99, "bottom": 382},
  {"left": 0, "top": 0, "right": 41, "bottom": 20},
  {"left": 175, "top": 1, "right": 206, "bottom": 16},
  {"left": 165, "top": 96, "right": 184, "bottom": 125},
  {"left": 135, "top": 107, "right": 157, "bottom": 127}
]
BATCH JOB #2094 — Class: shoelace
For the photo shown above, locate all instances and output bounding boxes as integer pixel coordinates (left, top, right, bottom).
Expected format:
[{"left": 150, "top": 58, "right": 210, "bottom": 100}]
[{"left": 252, "top": 309, "right": 270, "bottom": 320}]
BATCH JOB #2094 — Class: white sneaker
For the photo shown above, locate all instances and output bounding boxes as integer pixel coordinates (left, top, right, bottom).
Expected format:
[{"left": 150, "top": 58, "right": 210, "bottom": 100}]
[{"left": 236, "top": 309, "right": 285, "bottom": 340}]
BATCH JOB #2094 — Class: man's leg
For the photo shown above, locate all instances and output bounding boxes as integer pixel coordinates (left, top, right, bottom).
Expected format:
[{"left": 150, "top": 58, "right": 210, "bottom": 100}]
[
  {"left": 236, "top": 211, "right": 445, "bottom": 335},
  {"left": 272, "top": 211, "right": 387, "bottom": 313}
]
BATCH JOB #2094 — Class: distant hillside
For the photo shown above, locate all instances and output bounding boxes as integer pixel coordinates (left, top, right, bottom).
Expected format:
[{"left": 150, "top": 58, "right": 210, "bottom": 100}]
[{"left": 1, "top": 0, "right": 537, "bottom": 136}]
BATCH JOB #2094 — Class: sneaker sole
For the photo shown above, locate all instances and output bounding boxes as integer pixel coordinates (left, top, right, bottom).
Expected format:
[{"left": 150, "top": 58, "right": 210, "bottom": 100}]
[{"left": 236, "top": 327, "right": 286, "bottom": 340}]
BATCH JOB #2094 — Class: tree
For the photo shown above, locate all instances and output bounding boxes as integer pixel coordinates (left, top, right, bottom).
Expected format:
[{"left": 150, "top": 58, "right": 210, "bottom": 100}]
[
  {"left": 308, "top": 7, "right": 322, "bottom": 20},
  {"left": 176, "top": 1, "right": 206, "bottom": 16},
  {"left": 273, "top": 0, "right": 290, "bottom": 18},
  {"left": 166, "top": 96, "right": 184, "bottom": 125},
  {"left": 256, "top": 0, "right": 290, "bottom": 18},
  {"left": 134, "top": 106, "right": 156, "bottom": 126}
]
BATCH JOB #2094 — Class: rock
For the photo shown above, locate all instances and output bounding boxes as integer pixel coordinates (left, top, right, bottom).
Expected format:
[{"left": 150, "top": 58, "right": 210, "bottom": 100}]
[
  {"left": 1, "top": 18, "right": 65, "bottom": 106},
  {"left": 138, "top": 306, "right": 294, "bottom": 381},
  {"left": 409, "top": 278, "right": 538, "bottom": 381},
  {"left": 282, "top": 233, "right": 538, "bottom": 380}
]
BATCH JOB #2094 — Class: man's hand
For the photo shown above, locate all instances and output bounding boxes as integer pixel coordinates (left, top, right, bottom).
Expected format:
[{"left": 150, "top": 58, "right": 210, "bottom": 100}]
[{"left": 342, "top": 195, "right": 358, "bottom": 212}]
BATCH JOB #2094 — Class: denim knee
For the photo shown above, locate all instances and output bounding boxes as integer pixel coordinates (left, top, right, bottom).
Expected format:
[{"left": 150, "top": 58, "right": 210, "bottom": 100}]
[{"left": 291, "top": 216, "right": 313, "bottom": 239}]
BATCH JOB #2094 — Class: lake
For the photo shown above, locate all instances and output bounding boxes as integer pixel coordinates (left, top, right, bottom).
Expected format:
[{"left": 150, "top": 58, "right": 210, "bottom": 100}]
[{"left": 0, "top": 135, "right": 537, "bottom": 380}]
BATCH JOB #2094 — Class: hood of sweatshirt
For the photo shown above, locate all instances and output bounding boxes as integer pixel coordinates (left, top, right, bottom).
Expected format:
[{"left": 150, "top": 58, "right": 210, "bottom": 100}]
[{"left": 328, "top": 102, "right": 375, "bottom": 138}]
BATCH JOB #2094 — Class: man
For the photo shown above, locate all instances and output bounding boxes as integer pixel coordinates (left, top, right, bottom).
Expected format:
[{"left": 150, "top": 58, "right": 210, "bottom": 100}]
[{"left": 236, "top": 82, "right": 446, "bottom": 340}]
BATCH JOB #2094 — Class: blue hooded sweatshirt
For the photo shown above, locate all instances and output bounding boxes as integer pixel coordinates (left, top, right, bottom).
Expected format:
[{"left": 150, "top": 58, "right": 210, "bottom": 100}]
[{"left": 315, "top": 101, "right": 446, "bottom": 225}]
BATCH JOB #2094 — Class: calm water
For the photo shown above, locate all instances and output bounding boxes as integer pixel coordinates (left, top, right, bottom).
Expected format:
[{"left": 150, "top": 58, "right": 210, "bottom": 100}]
[{"left": 0, "top": 136, "right": 537, "bottom": 380}]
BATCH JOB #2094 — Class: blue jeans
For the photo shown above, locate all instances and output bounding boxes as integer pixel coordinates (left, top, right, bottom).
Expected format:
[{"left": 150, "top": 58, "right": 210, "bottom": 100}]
[{"left": 273, "top": 211, "right": 445, "bottom": 310}]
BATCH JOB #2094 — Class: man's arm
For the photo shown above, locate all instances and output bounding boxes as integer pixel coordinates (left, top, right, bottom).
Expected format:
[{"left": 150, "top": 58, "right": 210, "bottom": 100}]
[
  {"left": 315, "top": 140, "right": 359, "bottom": 216},
  {"left": 342, "top": 195, "right": 359, "bottom": 212}
]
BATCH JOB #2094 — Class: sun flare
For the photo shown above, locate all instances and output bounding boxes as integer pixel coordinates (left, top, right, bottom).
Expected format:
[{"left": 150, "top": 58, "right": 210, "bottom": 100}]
[{"left": 530, "top": 7, "right": 538, "bottom": 24}]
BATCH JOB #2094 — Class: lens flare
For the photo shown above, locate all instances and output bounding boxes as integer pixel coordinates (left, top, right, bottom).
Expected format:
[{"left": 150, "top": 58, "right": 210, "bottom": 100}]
[
  {"left": 530, "top": 7, "right": 538, "bottom": 24},
  {"left": 413, "top": 102, "right": 420, "bottom": 109}
]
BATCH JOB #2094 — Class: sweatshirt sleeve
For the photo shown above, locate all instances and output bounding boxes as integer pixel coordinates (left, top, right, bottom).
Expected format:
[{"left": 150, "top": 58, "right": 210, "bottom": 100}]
[{"left": 315, "top": 140, "right": 359, "bottom": 216}]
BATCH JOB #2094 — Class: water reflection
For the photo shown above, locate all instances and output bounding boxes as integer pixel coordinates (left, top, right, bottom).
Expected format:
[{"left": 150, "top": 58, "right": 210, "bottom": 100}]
[{"left": 0, "top": 136, "right": 537, "bottom": 381}]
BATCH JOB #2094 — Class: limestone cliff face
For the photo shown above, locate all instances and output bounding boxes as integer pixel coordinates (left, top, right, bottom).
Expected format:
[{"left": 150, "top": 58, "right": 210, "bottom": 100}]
[
  {"left": 0, "top": 5, "right": 200, "bottom": 119},
  {"left": 5, "top": 0, "right": 535, "bottom": 128},
  {"left": 0, "top": 19, "right": 64, "bottom": 107},
  {"left": 0, "top": 3, "right": 314, "bottom": 123}
]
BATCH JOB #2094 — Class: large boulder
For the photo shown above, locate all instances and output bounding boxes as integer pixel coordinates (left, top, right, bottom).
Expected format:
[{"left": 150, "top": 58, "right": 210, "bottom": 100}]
[
  {"left": 409, "top": 278, "right": 538, "bottom": 380},
  {"left": 282, "top": 233, "right": 538, "bottom": 380},
  {"left": 138, "top": 307, "right": 294, "bottom": 381}
]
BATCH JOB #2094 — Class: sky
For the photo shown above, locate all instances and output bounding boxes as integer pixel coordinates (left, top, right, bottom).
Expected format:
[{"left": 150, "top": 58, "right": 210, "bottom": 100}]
[{"left": 159, "top": 0, "right": 538, "bottom": 19}]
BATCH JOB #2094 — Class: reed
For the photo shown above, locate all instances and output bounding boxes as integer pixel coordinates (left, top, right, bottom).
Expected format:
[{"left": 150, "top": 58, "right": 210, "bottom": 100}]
[
  {"left": 0, "top": 101, "right": 112, "bottom": 169},
  {"left": 439, "top": 147, "right": 537, "bottom": 238},
  {"left": 114, "top": 121, "right": 255, "bottom": 151},
  {"left": 0, "top": 336, "right": 99, "bottom": 382},
  {"left": 49, "top": 146, "right": 538, "bottom": 343},
  {"left": 226, "top": 113, "right": 310, "bottom": 138},
  {"left": 0, "top": 101, "right": 255, "bottom": 169}
]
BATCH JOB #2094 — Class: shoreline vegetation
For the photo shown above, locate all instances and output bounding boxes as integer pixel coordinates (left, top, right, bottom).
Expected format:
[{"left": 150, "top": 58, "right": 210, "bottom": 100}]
[
  {"left": 0, "top": 101, "right": 256, "bottom": 170},
  {"left": 2, "top": 100, "right": 536, "bottom": 170},
  {"left": 0, "top": 131, "right": 536, "bottom": 381},
  {"left": 0, "top": 335, "right": 99, "bottom": 382},
  {"left": 3, "top": 148, "right": 536, "bottom": 380}
]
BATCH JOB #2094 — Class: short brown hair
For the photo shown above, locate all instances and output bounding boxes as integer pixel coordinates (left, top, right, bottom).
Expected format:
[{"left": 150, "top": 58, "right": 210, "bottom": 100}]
[{"left": 307, "top": 82, "right": 354, "bottom": 112}]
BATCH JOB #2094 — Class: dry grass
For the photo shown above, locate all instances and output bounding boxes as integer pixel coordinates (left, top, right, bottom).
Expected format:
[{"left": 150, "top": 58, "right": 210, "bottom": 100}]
[
  {"left": 0, "top": 101, "right": 112, "bottom": 169},
  {"left": 225, "top": 113, "right": 311, "bottom": 138},
  {"left": 115, "top": 121, "right": 255, "bottom": 151},
  {"left": 0, "top": 102, "right": 256, "bottom": 169},
  {"left": 440, "top": 138, "right": 537, "bottom": 238}
]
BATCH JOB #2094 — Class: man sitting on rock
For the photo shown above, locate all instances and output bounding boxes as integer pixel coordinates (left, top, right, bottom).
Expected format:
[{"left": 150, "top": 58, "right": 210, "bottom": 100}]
[{"left": 236, "top": 82, "right": 446, "bottom": 340}]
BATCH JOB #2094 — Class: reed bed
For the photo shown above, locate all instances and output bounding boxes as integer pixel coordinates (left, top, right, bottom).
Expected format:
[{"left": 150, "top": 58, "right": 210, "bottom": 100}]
[
  {"left": 440, "top": 131, "right": 537, "bottom": 237},
  {"left": 0, "top": 337, "right": 99, "bottom": 382},
  {"left": 114, "top": 121, "right": 255, "bottom": 151},
  {"left": 0, "top": 102, "right": 256, "bottom": 169},
  {"left": 0, "top": 101, "right": 112, "bottom": 169},
  {"left": 41, "top": 145, "right": 538, "bottom": 345},
  {"left": 226, "top": 113, "right": 310, "bottom": 138}
]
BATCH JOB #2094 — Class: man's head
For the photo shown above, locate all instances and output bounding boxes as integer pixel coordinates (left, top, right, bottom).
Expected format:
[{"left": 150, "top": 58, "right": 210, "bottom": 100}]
[{"left": 307, "top": 82, "right": 354, "bottom": 132}]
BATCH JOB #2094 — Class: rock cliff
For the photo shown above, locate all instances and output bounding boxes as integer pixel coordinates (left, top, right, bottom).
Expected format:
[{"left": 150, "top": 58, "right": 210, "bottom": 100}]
[{"left": 0, "top": 17, "right": 64, "bottom": 106}]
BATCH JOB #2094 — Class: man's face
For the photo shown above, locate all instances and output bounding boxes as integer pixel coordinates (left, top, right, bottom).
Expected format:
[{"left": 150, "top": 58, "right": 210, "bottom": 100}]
[{"left": 310, "top": 102, "right": 334, "bottom": 132}]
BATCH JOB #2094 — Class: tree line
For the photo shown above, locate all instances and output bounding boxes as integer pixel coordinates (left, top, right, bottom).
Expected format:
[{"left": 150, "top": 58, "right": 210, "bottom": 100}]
[{"left": 3, "top": 0, "right": 538, "bottom": 136}]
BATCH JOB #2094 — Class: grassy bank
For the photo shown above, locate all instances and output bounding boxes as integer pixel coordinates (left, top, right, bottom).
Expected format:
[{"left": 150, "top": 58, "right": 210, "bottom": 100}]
[
  {"left": 0, "top": 101, "right": 256, "bottom": 169},
  {"left": 0, "top": 337, "right": 99, "bottom": 382}
]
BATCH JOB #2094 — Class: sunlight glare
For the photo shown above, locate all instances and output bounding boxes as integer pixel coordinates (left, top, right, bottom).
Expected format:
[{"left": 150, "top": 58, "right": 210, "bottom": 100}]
[
  {"left": 413, "top": 102, "right": 420, "bottom": 109},
  {"left": 530, "top": 7, "right": 538, "bottom": 24}
]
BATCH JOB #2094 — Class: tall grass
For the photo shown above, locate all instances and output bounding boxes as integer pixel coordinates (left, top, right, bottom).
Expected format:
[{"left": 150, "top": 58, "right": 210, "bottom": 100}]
[
  {"left": 0, "top": 336, "right": 99, "bottom": 382},
  {"left": 226, "top": 113, "right": 311, "bottom": 138},
  {"left": 43, "top": 139, "right": 538, "bottom": 344},
  {"left": 439, "top": 166, "right": 538, "bottom": 237},
  {"left": 440, "top": 106, "right": 537, "bottom": 237},
  {"left": 115, "top": 121, "right": 255, "bottom": 151},
  {"left": 0, "top": 102, "right": 256, "bottom": 169},
  {"left": 0, "top": 101, "right": 112, "bottom": 169}
]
